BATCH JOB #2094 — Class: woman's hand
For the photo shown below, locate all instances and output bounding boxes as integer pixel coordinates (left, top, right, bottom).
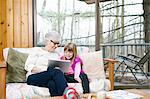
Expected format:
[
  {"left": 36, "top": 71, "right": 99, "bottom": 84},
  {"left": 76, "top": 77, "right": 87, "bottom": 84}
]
[{"left": 31, "top": 67, "right": 47, "bottom": 73}]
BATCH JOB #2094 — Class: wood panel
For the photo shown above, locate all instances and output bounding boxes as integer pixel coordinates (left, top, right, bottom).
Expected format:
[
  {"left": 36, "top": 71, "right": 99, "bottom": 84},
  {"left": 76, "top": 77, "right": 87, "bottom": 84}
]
[
  {"left": 7, "top": 0, "right": 14, "bottom": 47},
  {"left": 0, "top": 0, "right": 33, "bottom": 98},
  {"left": 0, "top": 0, "right": 7, "bottom": 61},
  {"left": 28, "top": 0, "right": 33, "bottom": 47},
  {"left": 0, "top": 0, "right": 33, "bottom": 61},
  {"left": 21, "top": 0, "right": 29, "bottom": 48},
  {"left": 5, "top": 0, "right": 33, "bottom": 48},
  {"left": 14, "top": 0, "right": 21, "bottom": 47}
]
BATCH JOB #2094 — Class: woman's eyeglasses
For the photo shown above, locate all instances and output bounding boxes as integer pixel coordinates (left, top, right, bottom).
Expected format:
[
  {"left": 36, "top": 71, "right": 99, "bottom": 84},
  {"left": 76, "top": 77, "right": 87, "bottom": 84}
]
[{"left": 50, "top": 40, "right": 60, "bottom": 46}]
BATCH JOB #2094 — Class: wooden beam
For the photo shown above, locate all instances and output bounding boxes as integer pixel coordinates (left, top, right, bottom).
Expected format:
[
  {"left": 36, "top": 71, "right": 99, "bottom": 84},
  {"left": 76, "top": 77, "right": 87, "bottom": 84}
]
[
  {"left": 0, "top": 62, "right": 6, "bottom": 99},
  {"left": 143, "top": 0, "right": 150, "bottom": 72},
  {"left": 95, "top": 0, "right": 100, "bottom": 51}
]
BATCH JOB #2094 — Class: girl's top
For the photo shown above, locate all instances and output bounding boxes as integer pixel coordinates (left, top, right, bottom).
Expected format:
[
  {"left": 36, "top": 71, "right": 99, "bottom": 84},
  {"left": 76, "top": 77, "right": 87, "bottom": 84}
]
[{"left": 61, "top": 55, "right": 85, "bottom": 79}]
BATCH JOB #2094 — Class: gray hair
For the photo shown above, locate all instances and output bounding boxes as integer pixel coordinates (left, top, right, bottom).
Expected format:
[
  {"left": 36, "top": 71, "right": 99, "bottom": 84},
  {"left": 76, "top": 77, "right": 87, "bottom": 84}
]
[{"left": 44, "top": 31, "right": 60, "bottom": 45}]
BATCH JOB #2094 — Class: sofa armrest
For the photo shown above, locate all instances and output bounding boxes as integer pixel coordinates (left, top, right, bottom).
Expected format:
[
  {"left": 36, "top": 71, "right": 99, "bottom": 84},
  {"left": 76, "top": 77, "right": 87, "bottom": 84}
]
[
  {"left": 0, "top": 61, "right": 6, "bottom": 99},
  {"left": 103, "top": 58, "right": 118, "bottom": 91}
]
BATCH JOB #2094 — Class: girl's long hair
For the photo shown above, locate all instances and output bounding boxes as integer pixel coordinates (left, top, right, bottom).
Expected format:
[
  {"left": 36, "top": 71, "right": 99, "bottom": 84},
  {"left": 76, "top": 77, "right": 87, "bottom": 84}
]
[{"left": 63, "top": 43, "right": 77, "bottom": 62}]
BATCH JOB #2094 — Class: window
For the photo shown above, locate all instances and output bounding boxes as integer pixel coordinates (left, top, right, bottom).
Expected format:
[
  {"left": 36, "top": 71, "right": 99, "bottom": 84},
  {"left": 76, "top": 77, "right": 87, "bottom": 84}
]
[
  {"left": 34, "top": 0, "right": 144, "bottom": 46},
  {"left": 34, "top": 0, "right": 96, "bottom": 46}
]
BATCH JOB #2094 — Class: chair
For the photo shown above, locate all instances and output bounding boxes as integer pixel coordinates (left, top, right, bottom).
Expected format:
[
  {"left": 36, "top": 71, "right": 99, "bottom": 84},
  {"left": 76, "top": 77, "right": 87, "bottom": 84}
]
[
  {"left": 115, "top": 54, "right": 141, "bottom": 75},
  {"left": 115, "top": 51, "right": 150, "bottom": 84}
]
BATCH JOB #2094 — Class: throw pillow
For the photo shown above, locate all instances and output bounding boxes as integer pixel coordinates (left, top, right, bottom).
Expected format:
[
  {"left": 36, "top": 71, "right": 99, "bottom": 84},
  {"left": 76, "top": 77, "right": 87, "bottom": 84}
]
[
  {"left": 6, "top": 48, "right": 28, "bottom": 83},
  {"left": 79, "top": 51, "right": 106, "bottom": 80}
]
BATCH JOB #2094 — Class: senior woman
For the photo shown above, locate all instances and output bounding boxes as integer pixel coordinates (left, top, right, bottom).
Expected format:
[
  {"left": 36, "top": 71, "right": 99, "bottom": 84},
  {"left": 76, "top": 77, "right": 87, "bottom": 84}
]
[{"left": 24, "top": 32, "right": 68, "bottom": 96}]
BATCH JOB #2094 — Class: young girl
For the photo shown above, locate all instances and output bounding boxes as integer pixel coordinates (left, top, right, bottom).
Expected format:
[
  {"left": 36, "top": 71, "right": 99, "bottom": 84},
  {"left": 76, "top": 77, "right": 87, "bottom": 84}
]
[{"left": 61, "top": 43, "right": 90, "bottom": 93}]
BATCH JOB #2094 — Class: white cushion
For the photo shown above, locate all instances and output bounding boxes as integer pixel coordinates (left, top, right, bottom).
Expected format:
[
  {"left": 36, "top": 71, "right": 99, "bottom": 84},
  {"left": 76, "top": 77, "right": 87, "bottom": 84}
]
[
  {"left": 6, "top": 80, "right": 111, "bottom": 98},
  {"left": 80, "top": 50, "right": 106, "bottom": 80}
]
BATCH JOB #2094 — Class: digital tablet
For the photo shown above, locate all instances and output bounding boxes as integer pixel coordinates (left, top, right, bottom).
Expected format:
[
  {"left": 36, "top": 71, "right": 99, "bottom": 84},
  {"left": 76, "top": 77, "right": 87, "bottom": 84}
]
[{"left": 48, "top": 59, "right": 70, "bottom": 72}]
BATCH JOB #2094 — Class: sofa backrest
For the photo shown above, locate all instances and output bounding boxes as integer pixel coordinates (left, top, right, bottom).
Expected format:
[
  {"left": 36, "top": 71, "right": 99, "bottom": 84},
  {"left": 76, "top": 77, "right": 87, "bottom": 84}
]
[
  {"left": 3, "top": 47, "right": 105, "bottom": 80},
  {"left": 3, "top": 47, "right": 89, "bottom": 61}
]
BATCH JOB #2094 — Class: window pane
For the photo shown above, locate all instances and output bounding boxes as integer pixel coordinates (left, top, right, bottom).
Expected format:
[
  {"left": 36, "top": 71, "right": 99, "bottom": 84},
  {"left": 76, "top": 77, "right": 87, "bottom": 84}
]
[
  {"left": 35, "top": 0, "right": 143, "bottom": 46},
  {"left": 36, "top": 0, "right": 95, "bottom": 46}
]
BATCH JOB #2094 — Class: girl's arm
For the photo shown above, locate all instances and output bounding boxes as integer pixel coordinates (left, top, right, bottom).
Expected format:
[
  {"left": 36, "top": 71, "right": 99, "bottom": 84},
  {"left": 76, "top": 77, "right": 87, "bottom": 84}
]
[{"left": 74, "top": 62, "right": 82, "bottom": 83}]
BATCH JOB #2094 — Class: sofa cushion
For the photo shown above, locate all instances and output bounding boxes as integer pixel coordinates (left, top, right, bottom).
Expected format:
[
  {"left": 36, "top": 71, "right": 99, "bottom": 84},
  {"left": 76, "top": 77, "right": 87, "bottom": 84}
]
[
  {"left": 80, "top": 51, "right": 105, "bottom": 80},
  {"left": 6, "top": 83, "right": 82, "bottom": 98},
  {"left": 6, "top": 48, "right": 28, "bottom": 83},
  {"left": 6, "top": 80, "right": 111, "bottom": 98}
]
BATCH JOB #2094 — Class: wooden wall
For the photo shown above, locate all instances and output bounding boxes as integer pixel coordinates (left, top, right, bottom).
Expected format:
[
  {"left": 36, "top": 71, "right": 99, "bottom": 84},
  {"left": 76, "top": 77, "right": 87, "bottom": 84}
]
[{"left": 0, "top": 0, "right": 33, "bottom": 61}]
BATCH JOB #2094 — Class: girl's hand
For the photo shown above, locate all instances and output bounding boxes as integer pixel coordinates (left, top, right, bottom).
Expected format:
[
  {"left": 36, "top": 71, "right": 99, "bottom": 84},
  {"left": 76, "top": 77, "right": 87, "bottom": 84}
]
[
  {"left": 88, "top": 78, "right": 92, "bottom": 82},
  {"left": 75, "top": 78, "right": 82, "bottom": 83}
]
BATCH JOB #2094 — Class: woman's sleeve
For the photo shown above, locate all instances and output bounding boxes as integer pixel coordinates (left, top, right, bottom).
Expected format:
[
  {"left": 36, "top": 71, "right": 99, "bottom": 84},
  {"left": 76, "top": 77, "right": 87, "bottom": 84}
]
[{"left": 24, "top": 51, "right": 39, "bottom": 72}]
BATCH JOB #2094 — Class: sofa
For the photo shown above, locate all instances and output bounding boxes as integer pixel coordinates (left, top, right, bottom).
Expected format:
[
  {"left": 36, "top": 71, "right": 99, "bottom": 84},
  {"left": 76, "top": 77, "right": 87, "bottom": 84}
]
[{"left": 0, "top": 47, "right": 116, "bottom": 99}]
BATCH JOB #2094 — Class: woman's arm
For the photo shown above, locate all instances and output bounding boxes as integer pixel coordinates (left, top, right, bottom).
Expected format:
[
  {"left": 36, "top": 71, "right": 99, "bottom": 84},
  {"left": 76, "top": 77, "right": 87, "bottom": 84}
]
[{"left": 24, "top": 51, "right": 43, "bottom": 73}]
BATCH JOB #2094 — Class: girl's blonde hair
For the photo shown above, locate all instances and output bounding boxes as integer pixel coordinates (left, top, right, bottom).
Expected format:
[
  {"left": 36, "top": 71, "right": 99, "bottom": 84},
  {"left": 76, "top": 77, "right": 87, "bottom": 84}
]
[{"left": 64, "top": 43, "right": 77, "bottom": 61}]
